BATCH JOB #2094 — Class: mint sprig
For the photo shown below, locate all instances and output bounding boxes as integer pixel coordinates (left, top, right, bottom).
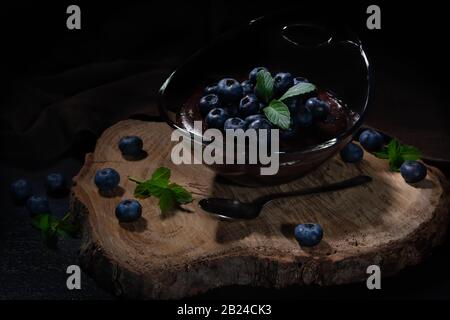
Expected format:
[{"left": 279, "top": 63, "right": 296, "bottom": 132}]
[
  {"left": 279, "top": 82, "right": 316, "bottom": 101},
  {"left": 263, "top": 100, "right": 291, "bottom": 130},
  {"left": 373, "top": 139, "right": 421, "bottom": 171},
  {"left": 128, "top": 167, "right": 193, "bottom": 212},
  {"left": 32, "top": 212, "right": 79, "bottom": 248},
  {"left": 255, "top": 70, "right": 316, "bottom": 129}
]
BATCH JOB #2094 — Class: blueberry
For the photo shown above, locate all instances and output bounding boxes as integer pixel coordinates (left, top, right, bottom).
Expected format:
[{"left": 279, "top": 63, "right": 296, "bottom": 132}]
[
  {"left": 10, "top": 179, "right": 32, "bottom": 203},
  {"left": 245, "top": 114, "right": 266, "bottom": 128},
  {"left": 205, "top": 108, "right": 230, "bottom": 129},
  {"left": 247, "top": 118, "right": 272, "bottom": 130},
  {"left": 204, "top": 84, "right": 218, "bottom": 95},
  {"left": 94, "top": 168, "right": 120, "bottom": 191},
  {"left": 249, "top": 67, "right": 269, "bottom": 83},
  {"left": 294, "top": 223, "right": 323, "bottom": 247},
  {"left": 198, "top": 94, "right": 221, "bottom": 116},
  {"left": 115, "top": 199, "right": 142, "bottom": 223},
  {"left": 295, "top": 110, "right": 313, "bottom": 127},
  {"left": 359, "top": 129, "right": 384, "bottom": 151},
  {"left": 273, "top": 72, "right": 294, "bottom": 96},
  {"left": 45, "top": 173, "right": 67, "bottom": 195},
  {"left": 248, "top": 119, "right": 273, "bottom": 148},
  {"left": 217, "top": 78, "right": 243, "bottom": 102},
  {"left": 26, "top": 195, "right": 50, "bottom": 216},
  {"left": 400, "top": 160, "right": 427, "bottom": 183},
  {"left": 118, "top": 135, "right": 144, "bottom": 158},
  {"left": 293, "top": 76, "right": 309, "bottom": 85},
  {"left": 241, "top": 80, "right": 254, "bottom": 95},
  {"left": 224, "top": 117, "right": 246, "bottom": 130},
  {"left": 224, "top": 104, "right": 240, "bottom": 117},
  {"left": 340, "top": 143, "right": 364, "bottom": 163},
  {"left": 279, "top": 123, "right": 299, "bottom": 140},
  {"left": 285, "top": 97, "right": 301, "bottom": 114},
  {"left": 239, "top": 94, "right": 260, "bottom": 118},
  {"left": 305, "top": 97, "right": 330, "bottom": 121}
]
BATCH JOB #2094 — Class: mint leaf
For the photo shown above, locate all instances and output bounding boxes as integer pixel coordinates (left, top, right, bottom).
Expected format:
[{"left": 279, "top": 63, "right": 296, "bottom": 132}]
[
  {"left": 159, "top": 189, "right": 176, "bottom": 212},
  {"left": 389, "top": 153, "right": 404, "bottom": 171},
  {"left": 169, "top": 183, "right": 193, "bottom": 204},
  {"left": 387, "top": 139, "right": 400, "bottom": 159},
  {"left": 129, "top": 167, "right": 193, "bottom": 212},
  {"left": 399, "top": 144, "right": 421, "bottom": 160},
  {"left": 373, "top": 138, "right": 422, "bottom": 171},
  {"left": 255, "top": 70, "right": 274, "bottom": 103},
  {"left": 134, "top": 181, "right": 153, "bottom": 198},
  {"left": 279, "top": 82, "right": 316, "bottom": 101},
  {"left": 373, "top": 151, "right": 389, "bottom": 159},
  {"left": 32, "top": 212, "right": 78, "bottom": 248},
  {"left": 57, "top": 220, "right": 79, "bottom": 238},
  {"left": 263, "top": 99, "right": 291, "bottom": 130},
  {"left": 32, "top": 214, "right": 51, "bottom": 233},
  {"left": 151, "top": 167, "right": 170, "bottom": 183},
  {"left": 32, "top": 214, "right": 57, "bottom": 247}
]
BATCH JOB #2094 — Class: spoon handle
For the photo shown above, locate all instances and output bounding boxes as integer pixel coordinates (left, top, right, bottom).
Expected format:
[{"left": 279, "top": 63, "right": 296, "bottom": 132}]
[{"left": 255, "top": 175, "right": 372, "bottom": 206}]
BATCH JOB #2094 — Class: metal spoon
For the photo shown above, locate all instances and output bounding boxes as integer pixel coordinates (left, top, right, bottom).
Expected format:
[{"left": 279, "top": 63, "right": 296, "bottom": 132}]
[{"left": 199, "top": 175, "right": 372, "bottom": 220}]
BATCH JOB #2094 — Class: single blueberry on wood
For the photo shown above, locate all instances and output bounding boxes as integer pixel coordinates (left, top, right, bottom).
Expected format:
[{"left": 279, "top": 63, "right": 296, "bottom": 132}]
[
  {"left": 119, "top": 136, "right": 144, "bottom": 157},
  {"left": 340, "top": 143, "right": 364, "bottom": 163},
  {"left": 359, "top": 129, "right": 384, "bottom": 151},
  {"left": 294, "top": 223, "right": 323, "bottom": 247},
  {"left": 400, "top": 160, "right": 427, "bottom": 183},
  {"left": 26, "top": 195, "right": 50, "bottom": 216},
  {"left": 115, "top": 199, "right": 142, "bottom": 223},
  {"left": 94, "top": 168, "right": 120, "bottom": 192},
  {"left": 10, "top": 179, "right": 32, "bottom": 203}
]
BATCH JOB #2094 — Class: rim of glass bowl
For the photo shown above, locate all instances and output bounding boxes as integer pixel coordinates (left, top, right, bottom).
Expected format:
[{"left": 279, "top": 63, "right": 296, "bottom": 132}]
[{"left": 158, "top": 21, "right": 372, "bottom": 157}]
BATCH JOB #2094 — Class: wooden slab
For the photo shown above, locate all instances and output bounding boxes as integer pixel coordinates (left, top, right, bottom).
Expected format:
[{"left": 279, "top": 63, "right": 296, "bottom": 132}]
[{"left": 70, "top": 120, "right": 449, "bottom": 299}]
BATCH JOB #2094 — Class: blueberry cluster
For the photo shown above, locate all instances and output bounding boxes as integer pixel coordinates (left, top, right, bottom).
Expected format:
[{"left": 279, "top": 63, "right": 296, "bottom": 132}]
[
  {"left": 10, "top": 173, "right": 68, "bottom": 216},
  {"left": 90, "top": 135, "right": 148, "bottom": 223},
  {"left": 199, "top": 67, "right": 330, "bottom": 136},
  {"left": 94, "top": 166, "right": 142, "bottom": 223}
]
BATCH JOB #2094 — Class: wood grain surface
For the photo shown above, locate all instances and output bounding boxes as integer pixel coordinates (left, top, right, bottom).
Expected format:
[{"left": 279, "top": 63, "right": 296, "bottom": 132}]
[{"left": 70, "top": 120, "right": 449, "bottom": 299}]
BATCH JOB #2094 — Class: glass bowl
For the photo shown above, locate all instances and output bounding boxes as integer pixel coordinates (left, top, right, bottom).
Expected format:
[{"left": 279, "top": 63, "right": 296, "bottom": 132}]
[{"left": 158, "top": 12, "right": 372, "bottom": 186}]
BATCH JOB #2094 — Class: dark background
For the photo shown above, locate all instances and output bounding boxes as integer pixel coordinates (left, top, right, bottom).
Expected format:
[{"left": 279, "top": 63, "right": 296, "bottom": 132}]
[{"left": 0, "top": 0, "right": 449, "bottom": 299}]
